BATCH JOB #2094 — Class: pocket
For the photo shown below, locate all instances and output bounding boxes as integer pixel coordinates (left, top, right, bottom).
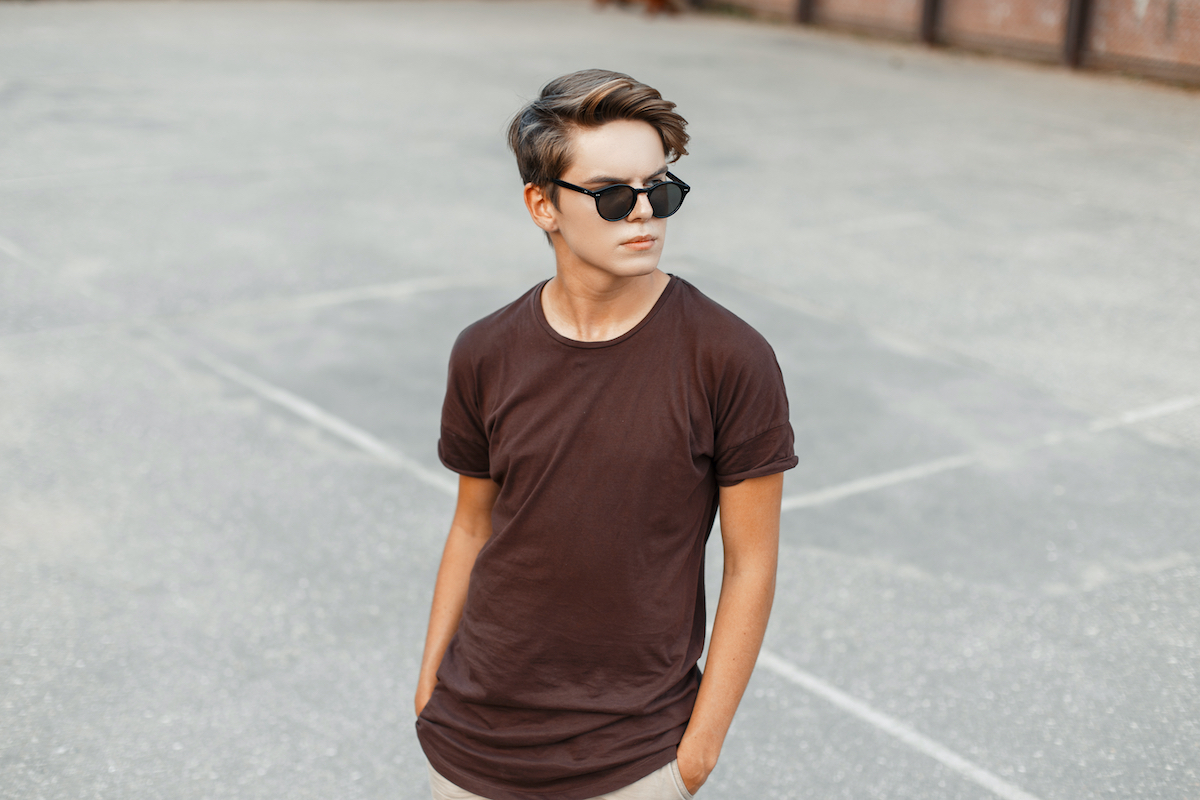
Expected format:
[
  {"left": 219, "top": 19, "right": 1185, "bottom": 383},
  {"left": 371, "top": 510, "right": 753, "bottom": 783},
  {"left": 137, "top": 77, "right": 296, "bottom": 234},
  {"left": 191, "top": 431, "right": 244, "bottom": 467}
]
[
  {"left": 427, "top": 761, "right": 485, "bottom": 800},
  {"left": 668, "top": 759, "right": 695, "bottom": 800}
]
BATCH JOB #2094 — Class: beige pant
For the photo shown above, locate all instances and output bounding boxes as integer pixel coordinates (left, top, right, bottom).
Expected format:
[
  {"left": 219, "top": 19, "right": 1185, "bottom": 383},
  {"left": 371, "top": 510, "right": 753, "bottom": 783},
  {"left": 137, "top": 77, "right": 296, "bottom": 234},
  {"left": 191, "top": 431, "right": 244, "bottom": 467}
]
[{"left": 427, "top": 759, "right": 695, "bottom": 800}]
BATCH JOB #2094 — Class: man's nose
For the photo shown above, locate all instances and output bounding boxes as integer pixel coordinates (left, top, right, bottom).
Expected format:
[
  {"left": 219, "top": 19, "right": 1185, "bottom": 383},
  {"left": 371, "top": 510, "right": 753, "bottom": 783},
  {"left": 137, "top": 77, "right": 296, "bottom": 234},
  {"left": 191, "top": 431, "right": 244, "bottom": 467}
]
[{"left": 627, "top": 189, "right": 654, "bottom": 221}]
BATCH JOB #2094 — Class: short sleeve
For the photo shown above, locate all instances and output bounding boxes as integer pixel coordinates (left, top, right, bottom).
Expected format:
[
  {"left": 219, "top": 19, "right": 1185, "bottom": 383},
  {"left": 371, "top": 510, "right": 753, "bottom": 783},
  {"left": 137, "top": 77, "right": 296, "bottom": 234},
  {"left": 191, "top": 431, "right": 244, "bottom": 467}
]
[
  {"left": 711, "top": 335, "right": 798, "bottom": 487},
  {"left": 437, "top": 331, "right": 491, "bottom": 479}
]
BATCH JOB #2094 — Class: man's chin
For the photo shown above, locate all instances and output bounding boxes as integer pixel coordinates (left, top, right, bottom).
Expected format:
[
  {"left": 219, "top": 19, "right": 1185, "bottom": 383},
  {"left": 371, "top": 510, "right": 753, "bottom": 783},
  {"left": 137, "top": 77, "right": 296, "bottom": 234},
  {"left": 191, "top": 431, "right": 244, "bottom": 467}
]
[
  {"left": 607, "top": 254, "right": 663, "bottom": 278},
  {"left": 564, "top": 251, "right": 664, "bottom": 282}
]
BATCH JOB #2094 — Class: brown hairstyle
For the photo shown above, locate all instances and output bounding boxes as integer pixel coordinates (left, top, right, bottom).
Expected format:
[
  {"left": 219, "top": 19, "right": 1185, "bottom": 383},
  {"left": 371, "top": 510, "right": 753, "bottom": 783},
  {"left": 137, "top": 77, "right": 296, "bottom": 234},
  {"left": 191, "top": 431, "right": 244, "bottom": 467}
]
[{"left": 507, "top": 69, "right": 689, "bottom": 206}]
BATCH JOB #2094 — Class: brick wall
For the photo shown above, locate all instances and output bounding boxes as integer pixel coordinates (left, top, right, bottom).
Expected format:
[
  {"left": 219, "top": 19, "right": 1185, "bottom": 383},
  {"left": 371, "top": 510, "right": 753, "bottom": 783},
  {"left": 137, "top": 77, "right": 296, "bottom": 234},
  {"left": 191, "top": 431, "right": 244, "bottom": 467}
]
[
  {"left": 817, "top": 0, "right": 923, "bottom": 37},
  {"left": 940, "top": 0, "right": 1069, "bottom": 58},
  {"left": 1088, "top": 0, "right": 1200, "bottom": 74},
  {"left": 701, "top": 0, "right": 1200, "bottom": 84}
]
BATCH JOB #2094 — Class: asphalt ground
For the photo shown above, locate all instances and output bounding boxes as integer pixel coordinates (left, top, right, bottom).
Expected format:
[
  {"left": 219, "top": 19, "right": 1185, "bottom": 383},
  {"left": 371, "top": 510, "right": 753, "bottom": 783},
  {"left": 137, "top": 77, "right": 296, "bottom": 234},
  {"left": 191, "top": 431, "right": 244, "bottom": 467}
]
[{"left": 1, "top": 2, "right": 1199, "bottom": 799}]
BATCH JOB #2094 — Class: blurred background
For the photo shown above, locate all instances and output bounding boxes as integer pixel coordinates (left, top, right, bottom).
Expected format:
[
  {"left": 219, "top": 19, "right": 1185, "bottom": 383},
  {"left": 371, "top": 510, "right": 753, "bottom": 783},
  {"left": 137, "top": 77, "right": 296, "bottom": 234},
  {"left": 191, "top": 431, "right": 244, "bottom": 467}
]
[{"left": 1, "top": 1, "right": 1198, "bottom": 799}]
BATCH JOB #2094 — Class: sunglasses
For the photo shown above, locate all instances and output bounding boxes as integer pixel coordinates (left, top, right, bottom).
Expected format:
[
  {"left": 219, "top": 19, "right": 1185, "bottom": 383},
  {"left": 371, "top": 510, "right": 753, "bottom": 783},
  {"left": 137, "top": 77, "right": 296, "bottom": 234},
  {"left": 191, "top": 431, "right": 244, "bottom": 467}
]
[{"left": 552, "top": 172, "right": 690, "bottom": 222}]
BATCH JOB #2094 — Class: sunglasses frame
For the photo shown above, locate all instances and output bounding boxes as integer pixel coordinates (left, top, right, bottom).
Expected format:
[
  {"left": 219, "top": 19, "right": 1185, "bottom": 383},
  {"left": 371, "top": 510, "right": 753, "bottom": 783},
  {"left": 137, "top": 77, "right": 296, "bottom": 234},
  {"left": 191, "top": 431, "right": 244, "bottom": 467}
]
[{"left": 552, "top": 172, "right": 690, "bottom": 222}]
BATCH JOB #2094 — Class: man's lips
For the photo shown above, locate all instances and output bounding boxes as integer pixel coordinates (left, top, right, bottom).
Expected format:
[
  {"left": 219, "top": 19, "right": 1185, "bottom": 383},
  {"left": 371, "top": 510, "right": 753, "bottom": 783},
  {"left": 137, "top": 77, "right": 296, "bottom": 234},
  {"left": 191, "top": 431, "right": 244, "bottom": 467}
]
[{"left": 622, "top": 235, "right": 656, "bottom": 249}]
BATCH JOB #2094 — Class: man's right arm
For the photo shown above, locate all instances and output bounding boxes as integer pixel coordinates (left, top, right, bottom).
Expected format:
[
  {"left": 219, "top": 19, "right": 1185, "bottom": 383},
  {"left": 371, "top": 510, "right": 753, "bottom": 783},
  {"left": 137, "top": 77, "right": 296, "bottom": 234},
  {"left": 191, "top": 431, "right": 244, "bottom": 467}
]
[{"left": 414, "top": 475, "right": 500, "bottom": 716}]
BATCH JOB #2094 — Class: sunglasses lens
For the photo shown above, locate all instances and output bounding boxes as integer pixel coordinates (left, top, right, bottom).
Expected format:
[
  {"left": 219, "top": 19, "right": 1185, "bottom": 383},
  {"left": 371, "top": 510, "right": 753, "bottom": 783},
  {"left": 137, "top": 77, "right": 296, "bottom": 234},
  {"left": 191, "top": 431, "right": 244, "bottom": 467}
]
[
  {"left": 595, "top": 186, "right": 636, "bottom": 221},
  {"left": 649, "top": 182, "right": 685, "bottom": 218}
]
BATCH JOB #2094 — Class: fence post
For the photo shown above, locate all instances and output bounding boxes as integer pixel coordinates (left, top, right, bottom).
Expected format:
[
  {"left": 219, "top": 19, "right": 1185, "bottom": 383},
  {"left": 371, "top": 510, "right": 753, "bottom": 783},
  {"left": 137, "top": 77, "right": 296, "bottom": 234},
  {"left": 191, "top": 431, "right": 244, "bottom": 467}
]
[
  {"left": 1063, "top": 0, "right": 1093, "bottom": 66},
  {"left": 919, "top": 0, "right": 942, "bottom": 43}
]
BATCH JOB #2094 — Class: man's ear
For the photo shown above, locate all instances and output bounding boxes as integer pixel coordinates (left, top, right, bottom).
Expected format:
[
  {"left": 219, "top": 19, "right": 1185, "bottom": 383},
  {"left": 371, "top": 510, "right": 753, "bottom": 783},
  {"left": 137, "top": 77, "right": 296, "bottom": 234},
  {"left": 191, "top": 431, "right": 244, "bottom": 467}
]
[{"left": 523, "top": 182, "right": 559, "bottom": 234}]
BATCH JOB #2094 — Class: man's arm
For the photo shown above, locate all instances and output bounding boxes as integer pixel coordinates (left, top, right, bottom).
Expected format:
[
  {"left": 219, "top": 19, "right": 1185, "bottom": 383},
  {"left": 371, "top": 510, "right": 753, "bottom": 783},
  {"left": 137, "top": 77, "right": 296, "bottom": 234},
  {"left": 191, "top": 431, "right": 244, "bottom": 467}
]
[
  {"left": 414, "top": 475, "right": 501, "bottom": 716},
  {"left": 676, "top": 472, "right": 783, "bottom": 794}
]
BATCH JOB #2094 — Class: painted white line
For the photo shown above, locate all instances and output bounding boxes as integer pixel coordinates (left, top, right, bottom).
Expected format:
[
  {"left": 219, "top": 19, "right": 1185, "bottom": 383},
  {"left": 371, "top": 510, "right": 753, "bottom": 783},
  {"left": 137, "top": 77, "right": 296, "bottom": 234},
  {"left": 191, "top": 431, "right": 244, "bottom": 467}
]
[
  {"left": 756, "top": 649, "right": 1046, "bottom": 800},
  {"left": 699, "top": 267, "right": 1200, "bottom": 506},
  {"left": 223, "top": 272, "right": 532, "bottom": 315},
  {"left": 1, "top": 267, "right": 538, "bottom": 346},
  {"left": 1089, "top": 394, "right": 1200, "bottom": 431},
  {"left": 781, "top": 393, "right": 1200, "bottom": 512},
  {"left": 150, "top": 329, "right": 458, "bottom": 497},
  {"left": 820, "top": 212, "right": 932, "bottom": 237},
  {"left": 780, "top": 453, "right": 977, "bottom": 512},
  {"left": 0, "top": 234, "right": 30, "bottom": 264},
  {"left": 130, "top": 273, "right": 538, "bottom": 495}
]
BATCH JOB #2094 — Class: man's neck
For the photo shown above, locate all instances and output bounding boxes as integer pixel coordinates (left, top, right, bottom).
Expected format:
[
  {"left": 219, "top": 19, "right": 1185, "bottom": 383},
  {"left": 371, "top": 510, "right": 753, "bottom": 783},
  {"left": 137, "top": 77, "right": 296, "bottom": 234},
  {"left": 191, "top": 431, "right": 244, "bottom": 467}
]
[{"left": 541, "top": 268, "right": 671, "bottom": 343}]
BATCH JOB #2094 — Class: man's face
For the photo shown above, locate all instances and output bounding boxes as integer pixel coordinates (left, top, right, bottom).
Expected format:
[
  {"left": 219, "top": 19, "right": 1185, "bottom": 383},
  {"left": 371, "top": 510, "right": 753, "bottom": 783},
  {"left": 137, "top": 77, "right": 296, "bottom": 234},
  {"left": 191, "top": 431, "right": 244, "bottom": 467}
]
[{"left": 547, "top": 119, "right": 670, "bottom": 279}]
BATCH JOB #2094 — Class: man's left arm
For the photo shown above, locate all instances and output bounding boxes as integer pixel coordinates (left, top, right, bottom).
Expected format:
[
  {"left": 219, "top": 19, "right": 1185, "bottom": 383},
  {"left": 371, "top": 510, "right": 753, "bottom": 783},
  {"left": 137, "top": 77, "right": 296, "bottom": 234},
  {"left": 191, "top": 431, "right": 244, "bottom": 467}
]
[{"left": 676, "top": 471, "right": 783, "bottom": 794}]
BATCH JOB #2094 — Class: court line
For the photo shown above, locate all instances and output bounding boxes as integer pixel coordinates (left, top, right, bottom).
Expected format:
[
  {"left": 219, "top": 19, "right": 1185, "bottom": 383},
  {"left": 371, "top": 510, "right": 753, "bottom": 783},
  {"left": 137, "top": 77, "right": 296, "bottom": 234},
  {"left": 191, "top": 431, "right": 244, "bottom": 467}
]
[
  {"left": 197, "top": 271, "right": 536, "bottom": 317},
  {"left": 781, "top": 453, "right": 977, "bottom": 511},
  {"left": 688, "top": 264, "right": 1200, "bottom": 511},
  {"left": 1089, "top": 394, "right": 1200, "bottom": 431},
  {"left": 682, "top": 264, "right": 988, "bottom": 371},
  {"left": 769, "top": 212, "right": 933, "bottom": 243},
  {"left": 0, "top": 268, "right": 535, "bottom": 345},
  {"left": 0, "top": 233, "right": 31, "bottom": 264},
  {"left": 757, "top": 650, "right": 1045, "bottom": 800},
  {"left": 148, "top": 327, "right": 458, "bottom": 497},
  {"left": 780, "top": 392, "right": 1200, "bottom": 512}
]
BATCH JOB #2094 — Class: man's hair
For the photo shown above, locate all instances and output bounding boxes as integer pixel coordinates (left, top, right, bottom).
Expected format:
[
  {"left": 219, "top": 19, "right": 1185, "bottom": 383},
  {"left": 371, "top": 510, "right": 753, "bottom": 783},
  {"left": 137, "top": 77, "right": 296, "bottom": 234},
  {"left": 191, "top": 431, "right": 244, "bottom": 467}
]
[{"left": 507, "top": 69, "right": 689, "bottom": 206}]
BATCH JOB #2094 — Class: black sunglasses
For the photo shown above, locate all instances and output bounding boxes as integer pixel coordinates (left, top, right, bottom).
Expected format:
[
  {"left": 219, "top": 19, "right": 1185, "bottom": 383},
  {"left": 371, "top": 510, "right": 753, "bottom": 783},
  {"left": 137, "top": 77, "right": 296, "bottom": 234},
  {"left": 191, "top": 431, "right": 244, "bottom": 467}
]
[{"left": 552, "top": 172, "right": 690, "bottom": 222}]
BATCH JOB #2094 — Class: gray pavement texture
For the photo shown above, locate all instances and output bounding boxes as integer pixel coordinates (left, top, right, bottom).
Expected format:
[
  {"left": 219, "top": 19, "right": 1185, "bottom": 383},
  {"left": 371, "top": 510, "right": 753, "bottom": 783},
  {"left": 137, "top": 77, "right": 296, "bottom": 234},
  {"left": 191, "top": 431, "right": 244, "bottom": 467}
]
[{"left": 1, "top": 1, "right": 1199, "bottom": 799}]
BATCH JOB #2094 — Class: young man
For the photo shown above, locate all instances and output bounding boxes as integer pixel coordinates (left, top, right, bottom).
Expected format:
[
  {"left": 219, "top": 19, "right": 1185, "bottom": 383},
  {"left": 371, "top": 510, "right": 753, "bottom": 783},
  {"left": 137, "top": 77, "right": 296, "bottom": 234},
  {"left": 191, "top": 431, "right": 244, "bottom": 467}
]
[{"left": 415, "top": 70, "right": 796, "bottom": 800}]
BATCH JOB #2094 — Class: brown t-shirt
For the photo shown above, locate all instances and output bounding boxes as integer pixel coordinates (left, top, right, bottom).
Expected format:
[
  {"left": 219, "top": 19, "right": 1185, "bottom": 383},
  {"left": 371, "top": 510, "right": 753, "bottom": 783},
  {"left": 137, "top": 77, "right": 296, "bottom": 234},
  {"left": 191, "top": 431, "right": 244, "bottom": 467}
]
[{"left": 416, "top": 276, "right": 797, "bottom": 800}]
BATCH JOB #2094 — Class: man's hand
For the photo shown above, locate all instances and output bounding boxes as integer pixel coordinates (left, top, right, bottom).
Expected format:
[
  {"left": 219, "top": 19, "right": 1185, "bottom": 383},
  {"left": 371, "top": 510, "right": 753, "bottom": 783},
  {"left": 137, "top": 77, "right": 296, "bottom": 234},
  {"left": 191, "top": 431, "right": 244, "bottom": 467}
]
[
  {"left": 414, "top": 679, "right": 435, "bottom": 718},
  {"left": 676, "top": 735, "right": 716, "bottom": 794}
]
